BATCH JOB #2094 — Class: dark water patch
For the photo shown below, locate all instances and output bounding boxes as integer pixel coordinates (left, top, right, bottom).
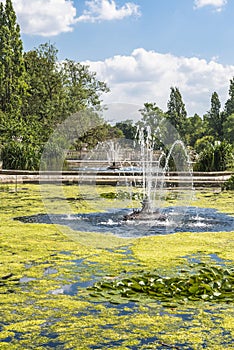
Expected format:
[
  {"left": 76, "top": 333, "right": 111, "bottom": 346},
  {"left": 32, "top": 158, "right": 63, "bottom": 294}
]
[
  {"left": 183, "top": 253, "right": 229, "bottom": 266},
  {"left": 15, "top": 207, "right": 234, "bottom": 238},
  {"left": 20, "top": 276, "right": 37, "bottom": 283},
  {"left": 44, "top": 267, "right": 58, "bottom": 276},
  {"left": 49, "top": 278, "right": 95, "bottom": 296}
]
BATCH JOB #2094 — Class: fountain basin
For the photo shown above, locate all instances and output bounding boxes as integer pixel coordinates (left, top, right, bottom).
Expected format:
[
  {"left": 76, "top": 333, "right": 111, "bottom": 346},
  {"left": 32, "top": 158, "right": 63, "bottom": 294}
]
[{"left": 15, "top": 207, "right": 234, "bottom": 239}]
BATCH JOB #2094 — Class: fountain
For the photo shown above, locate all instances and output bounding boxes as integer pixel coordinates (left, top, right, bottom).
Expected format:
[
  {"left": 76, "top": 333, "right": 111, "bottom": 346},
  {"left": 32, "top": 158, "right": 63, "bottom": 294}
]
[
  {"left": 106, "top": 141, "right": 121, "bottom": 170},
  {"left": 7, "top": 107, "right": 226, "bottom": 240},
  {"left": 16, "top": 123, "right": 234, "bottom": 237},
  {"left": 123, "top": 125, "right": 191, "bottom": 221}
]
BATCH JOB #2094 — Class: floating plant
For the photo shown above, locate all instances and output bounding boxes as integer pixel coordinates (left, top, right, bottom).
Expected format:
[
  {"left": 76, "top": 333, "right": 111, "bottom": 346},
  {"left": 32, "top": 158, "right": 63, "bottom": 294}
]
[{"left": 89, "top": 264, "right": 234, "bottom": 305}]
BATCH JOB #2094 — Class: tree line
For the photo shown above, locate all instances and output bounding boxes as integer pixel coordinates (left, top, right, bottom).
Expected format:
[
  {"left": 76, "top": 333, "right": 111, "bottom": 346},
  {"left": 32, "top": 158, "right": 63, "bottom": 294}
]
[
  {"left": 0, "top": 0, "right": 122, "bottom": 169},
  {"left": 117, "top": 85, "right": 234, "bottom": 172},
  {"left": 0, "top": 0, "right": 233, "bottom": 171}
]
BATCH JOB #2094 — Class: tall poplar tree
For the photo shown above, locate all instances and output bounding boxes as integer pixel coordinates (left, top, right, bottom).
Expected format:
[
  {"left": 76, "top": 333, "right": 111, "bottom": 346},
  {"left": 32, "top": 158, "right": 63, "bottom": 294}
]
[
  {"left": 0, "top": 0, "right": 26, "bottom": 114},
  {"left": 206, "top": 91, "right": 225, "bottom": 140},
  {"left": 166, "top": 87, "right": 187, "bottom": 138},
  {"left": 225, "top": 77, "right": 234, "bottom": 117}
]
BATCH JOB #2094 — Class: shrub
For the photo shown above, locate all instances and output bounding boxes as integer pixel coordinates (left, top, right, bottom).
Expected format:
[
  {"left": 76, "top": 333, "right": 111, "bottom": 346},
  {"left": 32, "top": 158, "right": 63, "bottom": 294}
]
[
  {"left": 222, "top": 175, "right": 234, "bottom": 191},
  {"left": 194, "top": 141, "right": 233, "bottom": 172},
  {"left": 1, "top": 141, "right": 41, "bottom": 170}
]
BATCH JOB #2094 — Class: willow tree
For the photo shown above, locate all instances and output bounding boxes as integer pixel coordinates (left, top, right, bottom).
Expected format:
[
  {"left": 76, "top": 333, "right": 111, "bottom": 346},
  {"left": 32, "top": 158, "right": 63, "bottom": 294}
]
[{"left": 0, "top": 0, "right": 26, "bottom": 114}]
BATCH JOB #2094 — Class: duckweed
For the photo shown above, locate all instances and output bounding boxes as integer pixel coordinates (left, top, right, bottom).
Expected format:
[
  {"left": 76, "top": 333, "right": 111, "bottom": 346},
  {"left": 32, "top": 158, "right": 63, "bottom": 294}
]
[{"left": 0, "top": 184, "right": 233, "bottom": 349}]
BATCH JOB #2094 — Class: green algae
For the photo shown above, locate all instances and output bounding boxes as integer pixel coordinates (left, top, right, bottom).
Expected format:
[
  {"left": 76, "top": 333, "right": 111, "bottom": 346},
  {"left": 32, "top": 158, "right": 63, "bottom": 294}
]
[
  {"left": 192, "top": 190, "right": 234, "bottom": 215},
  {"left": 132, "top": 230, "right": 234, "bottom": 271},
  {"left": 0, "top": 184, "right": 234, "bottom": 349}
]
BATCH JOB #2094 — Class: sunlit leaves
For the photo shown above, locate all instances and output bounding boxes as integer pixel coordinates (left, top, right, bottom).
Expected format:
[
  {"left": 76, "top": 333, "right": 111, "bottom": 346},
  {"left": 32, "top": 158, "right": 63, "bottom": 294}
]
[{"left": 89, "top": 265, "right": 234, "bottom": 305}]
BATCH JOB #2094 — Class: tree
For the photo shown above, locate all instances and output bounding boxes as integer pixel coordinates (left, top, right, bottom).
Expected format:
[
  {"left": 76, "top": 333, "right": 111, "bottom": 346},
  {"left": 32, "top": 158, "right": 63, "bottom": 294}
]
[
  {"left": 115, "top": 120, "right": 137, "bottom": 140},
  {"left": 223, "top": 113, "right": 234, "bottom": 144},
  {"left": 184, "top": 113, "right": 206, "bottom": 147},
  {"left": 139, "top": 103, "right": 165, "bottom": 126},
  {"left": 0, "top": 0, "right": 26, "bottom": 114},
  {"left": 23, "top": 44, "right": 110, "bottom": 132},
  {"left": 166, "top": 87, "right": 187, "bottom": 139},
  {"left": 194, "top": 135, "right": 214, "bottom": 153},
  {"left": 62, "top": 59, "right": 109, "bottom": 114},
  {"left": 23, "top": 43, "right": 65, "bottom": 128},
  {"left": 138, "top": 103, "right": 167, "bottom": 149},
  {"left": 74, "top": 123, "right": 123, "bottom": 153},
  {"left": 225, "top": 77, "right": 234, "bottom": 117},
  {"left": 205, "top": 92, "right": 226, "bottom": 140}
]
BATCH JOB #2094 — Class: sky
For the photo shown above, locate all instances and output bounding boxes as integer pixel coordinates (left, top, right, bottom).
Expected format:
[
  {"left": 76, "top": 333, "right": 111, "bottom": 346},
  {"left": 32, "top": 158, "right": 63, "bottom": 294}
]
[{"left": 5, "top": 0, "right": 234, "bottom": 117}]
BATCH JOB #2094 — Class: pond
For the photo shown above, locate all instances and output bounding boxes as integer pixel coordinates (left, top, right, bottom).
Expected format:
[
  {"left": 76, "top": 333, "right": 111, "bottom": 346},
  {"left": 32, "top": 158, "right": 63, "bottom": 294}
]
[
  {"left": 1, "top": 184, "right": 234, "bottom": 349},
  {"left": 15, "top": 206, "right": 234, "bottom": 238}
]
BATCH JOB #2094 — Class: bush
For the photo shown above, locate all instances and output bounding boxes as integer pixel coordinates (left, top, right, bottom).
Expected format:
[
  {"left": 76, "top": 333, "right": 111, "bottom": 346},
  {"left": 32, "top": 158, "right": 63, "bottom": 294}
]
[
  {"left": 222, "top": 175, "right": 234, "bottom": 191},
  {"left": 1, "top": 141, "right": 41, "bottom": 170},
  {"left": 194, "top": 141, "right": 233, "bottom": 172}
]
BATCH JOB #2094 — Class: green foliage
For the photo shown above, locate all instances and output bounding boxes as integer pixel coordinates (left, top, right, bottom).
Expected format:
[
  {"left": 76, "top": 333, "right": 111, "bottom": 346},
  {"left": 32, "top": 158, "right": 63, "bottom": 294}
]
[
  {"left": 0, "top": 0, "right": 26, "bottom": 114},
  {"left": 139, "top": 102, "right": 166, "bottom": 129},
  {"left": 137, "top": 103, "right": 167, "bottom": 149},
  {"left": 23, "top": 47, "right": 109, "bottom": 128},
  {"left": 205, "top": 92, "right": 226, "bottom": 141},
  {"left": 40, "top": 141, "right": 66, "bottom": 171},
  {"left": 0, "top": 0, "right": 111, "bottom": 171},
  {"left": 184, "top": 113, "right": 206, "bottom": 147},
  {"left": 194, "top": 135, "right": 215, "bottom": 153},
  {"left": 22, "top": 43, "right": 65, "bottom": 126},
  {"left": 166, "top": 87, "right": 187, "bottom": 139},
  {"left": 100, "top": 191, "right": 141, "bottom": 200},
  {"left": 1, "top": 141, "right": 41, "bottom": 170},
  {"left": 225, "top": 77, "right": 234, "bottom": 117},
  {"left": 0, "top": 1, "right": 111, "bottom": 169},
  {"left": 62, "top": 59, "right": 109, "bottom": 114},
  {"left": 89, "top": 264, "right": 234, "bottom": 304},
  {"left": 222, "top": 175, "right": 234, "bottom": 191},
  {"left": 115, "top": 120, "right": 137, "bottom": 140},
  {"left": 74, "top": 123, "right": 123, "bottom": 152},
  {"left": 223, "top": 113, "right": 234, "bottom": 144},
  {"left": 194, "top": 141, "right": 233, "bottom": 172},
  {"left": 1, "top": 0, "right": 234, "bottom": 173}
]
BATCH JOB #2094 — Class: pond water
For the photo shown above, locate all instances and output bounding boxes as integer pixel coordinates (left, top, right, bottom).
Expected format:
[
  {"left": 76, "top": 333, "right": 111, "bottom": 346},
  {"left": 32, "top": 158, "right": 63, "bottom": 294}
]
[{"left": 15, "top": 206, "right": 234, "bottom": 238}]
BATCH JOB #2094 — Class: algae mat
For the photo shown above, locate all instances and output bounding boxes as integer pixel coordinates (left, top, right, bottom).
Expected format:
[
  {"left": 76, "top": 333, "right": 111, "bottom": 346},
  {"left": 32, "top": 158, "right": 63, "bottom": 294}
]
[{"left": 0, "top": 184, "right": 234, "bottom": 349}]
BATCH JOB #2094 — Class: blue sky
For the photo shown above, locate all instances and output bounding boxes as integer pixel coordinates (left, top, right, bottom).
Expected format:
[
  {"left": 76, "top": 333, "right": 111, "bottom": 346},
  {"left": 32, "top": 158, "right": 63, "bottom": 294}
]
[{"left": 6, "top": 0, "right": 234, "bottom": 117}]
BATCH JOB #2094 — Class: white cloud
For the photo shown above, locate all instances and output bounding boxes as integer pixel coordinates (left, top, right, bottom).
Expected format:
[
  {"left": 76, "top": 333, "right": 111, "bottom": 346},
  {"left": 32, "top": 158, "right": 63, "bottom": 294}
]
[
  {"left": 194, "top": 0, "right": 227, "bottom": 12},
  {"left": 77, "top": 0, "right": 141, "bottom": 23},
  {"left": 4, "top": 0, "right": 78, "bottom": 36},
  {"left": 4, "top": 0, "right": 140, "bottom": 36},
  {"left": 83, "top": 48, "right": 234, "bottom": 117}
]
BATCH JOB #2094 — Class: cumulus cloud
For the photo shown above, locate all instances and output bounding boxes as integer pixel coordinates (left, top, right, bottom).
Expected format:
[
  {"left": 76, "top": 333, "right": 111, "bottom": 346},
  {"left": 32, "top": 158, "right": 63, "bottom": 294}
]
[
  {"left": 77, "top": 0, "right": 141, "bottom": 23},
  {"left": 4, "top": 0, "right": 140, "bottom": 36},
  {"left": 7, "top": 0, "right": 78, "bottom": 36},
  {"left": 194, "top": 0, "right": 227, "bottom": 12},
  {"left": 83, "top": 48, "right": 234, "bottom": 118}
]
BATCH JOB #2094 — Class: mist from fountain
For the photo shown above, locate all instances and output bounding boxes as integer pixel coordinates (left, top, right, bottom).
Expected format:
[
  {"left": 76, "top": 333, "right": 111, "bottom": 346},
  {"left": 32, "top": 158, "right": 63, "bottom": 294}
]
[
  {"left": 124, "top": 125, "right": 192, "bottom": 220},
  {"left": 35, "top": 106, "right": 232, "bottom": 239},
  {"left": 106, "top": 141, "right": 122, "bottom": 169}
]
